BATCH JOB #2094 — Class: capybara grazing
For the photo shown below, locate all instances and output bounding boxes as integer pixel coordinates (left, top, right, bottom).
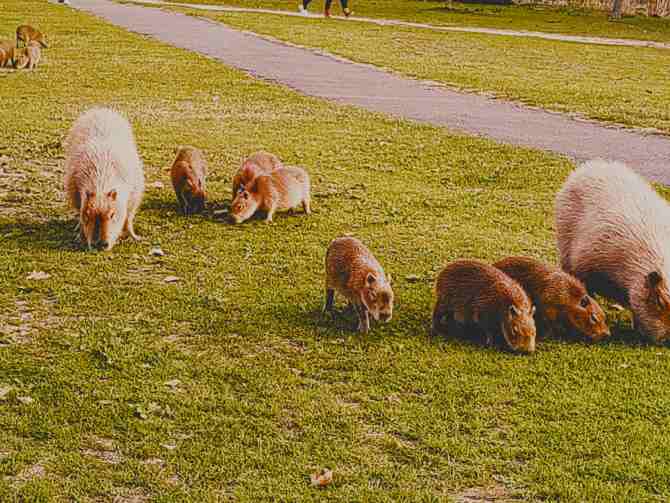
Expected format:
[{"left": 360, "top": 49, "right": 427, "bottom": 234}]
[
  {"left": 16, "top": 25, "right": 48, "bottom": 48},
  {"left": 0, "top": 40, "right": 16, "bottom": 68},
  {"left": 556, "top": 159, "right": 670, "bottom": 344},
  {"left": 230, "top": 166, "right": 310, "bottom": 224},
  {"left": 324, "top": 237, "right": 394, "bottom": 333},
  {"left": 170, "top": 146, "right": 207, "bottom": 215},
  {"left": 14, "top": 41, "right": 41, "bottom": 70},
  {"left": 432, "top": 259, "right": 536, "bottom": 353},
  {"left": 64, "top": 108, "right": 145, "bottom": 251},
  {"left": 231, "top": 150, "right": 282, "bottom": 197},
  {"left": 494, "top": 256, "right": 610, "bottom": 342}
]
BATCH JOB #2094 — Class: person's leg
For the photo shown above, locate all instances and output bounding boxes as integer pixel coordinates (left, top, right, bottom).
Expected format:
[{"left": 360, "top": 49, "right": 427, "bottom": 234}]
[
  {"left": 339, "top": 0, "right": 352, "bottom": 17},
  {"left": 324, "top": 0, "right": 332, "bottom": 17},
  {"left": 299, "top": 0, "right": 311, "bottom": 14}
]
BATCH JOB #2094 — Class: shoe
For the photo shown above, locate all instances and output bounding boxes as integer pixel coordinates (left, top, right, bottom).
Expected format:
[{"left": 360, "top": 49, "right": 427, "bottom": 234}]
[
  {"left": 298, "top": 5, "right": 310, "bottom": 16},
  {"left": 343, "top": 8, "right": 353, "bottom": 17},
  {"left": 324, "top": 8, "right": 331, "bottom": 17}
]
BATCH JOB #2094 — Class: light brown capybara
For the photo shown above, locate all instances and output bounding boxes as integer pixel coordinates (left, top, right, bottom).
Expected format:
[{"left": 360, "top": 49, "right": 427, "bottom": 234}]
[
  {"left": 14, "top": 41, "right": 41, "bottom": 70},
  {"left": 494, "top": 256, "right": 610, "bottom": 342},
  {"left": 0, "top": 40, "right": 16, "bottom": 68},
  {"left": 231, "top": 150, "right": 282, "bottom": 197},
  {"left": 170, "top": 146, "right": 207, "bottom": 215},
  {"left": 556, "top": 159, "right": 670, "bottom": 344},
  {"left": 324, "top": 236, "right": 394, "bottom": 333},
  {"left": 64, "top": 108, "right": 145, "bottom": 251},
  {"left": 16, "top": 25, "right": 48, "bottom": 48},
  {"left": 432, "top": 259, "right": 536, "bottom": 353},
  {"left": 230, "top": 165, "right": 310, "bottom": 224}
]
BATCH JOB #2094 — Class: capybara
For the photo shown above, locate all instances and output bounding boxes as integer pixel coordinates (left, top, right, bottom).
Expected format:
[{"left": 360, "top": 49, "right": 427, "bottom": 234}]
[
  {"left": 232, "top": 150, "right": 282, "bottom": 197},
  {"left": 16, "top": 25, "right": 48, "bottom": 48},
  {"left": 432, "top": 259, "right": 536, "bottom": 353},
  {"left": 170, "top": 146, "right": 207, "bottom": 215},
  {"left": 324, "top": 236, "right": 394, "bottom": 333},
  {"left": 0, "top": 40, "right": 16, "bottom": 68},
  {"left": 14, "top": 41, "right": 41, "bottom": 70},
  {"left": 230, "top": 165, "right": 310, "bottom": 224},
  {"left": 64, "top": 108, "right": 145, "bottom": 251},
  {"left": 556, "top": 159, "right": 670, "bottom": 343},
  {"left": 494, "top": 256, "right": 610, "bottom": 342}
]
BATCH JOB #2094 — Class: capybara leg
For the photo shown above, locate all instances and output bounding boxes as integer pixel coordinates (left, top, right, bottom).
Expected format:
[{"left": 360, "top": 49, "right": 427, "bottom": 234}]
[
  {"left": 431, "top": 301, "right": 449, "bottom": 337},
  {"left": 125, "top": 213, "right": 141, "bottom": 241},
  {"left": 356, "top": 304, "right": 370, "bottom": 333},
  {"left": 302, "top": 198, "right": 311, "bottom": 215},
  {"left": 323, "top": 289, "right": 335, "bottom": 314},
  {"left": 265, "top": 206, "right": 276, "bottom": 223}
]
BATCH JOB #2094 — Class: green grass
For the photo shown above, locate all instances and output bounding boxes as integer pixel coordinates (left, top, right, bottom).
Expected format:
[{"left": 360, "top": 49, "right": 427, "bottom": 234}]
[
  {"left": 172, "top": 0, "right": 670, "bottom": 42},
  {"left": 2, "top": 0, "right": 670, "bottom": 501},
  {"left": 162, "top": 6, "right": 670, "bottom": 133}
]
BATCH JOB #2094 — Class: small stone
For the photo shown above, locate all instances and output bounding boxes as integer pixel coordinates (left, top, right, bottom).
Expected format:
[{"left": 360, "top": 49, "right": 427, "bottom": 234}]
[
  {"left": 405, "top": 274, "right": 421, "bottom": 282},
  {"left": 27, "top": 271, "right": 50, "bottom": 280}
]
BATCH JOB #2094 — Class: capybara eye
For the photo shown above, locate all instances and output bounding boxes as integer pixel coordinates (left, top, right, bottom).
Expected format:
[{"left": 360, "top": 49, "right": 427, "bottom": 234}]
[
  {"left": 590, "top": 313, "right": 598, "bottom": 324},
  {"left": 580, "top": 296, "right": 590, "bottom": 309}
]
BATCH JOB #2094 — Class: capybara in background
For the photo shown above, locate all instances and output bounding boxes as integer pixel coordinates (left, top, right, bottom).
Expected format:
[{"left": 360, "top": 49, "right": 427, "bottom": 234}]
[
  {"left": 494, "top": 256, "right": 610, "bottom": 342},
  {"left": 324, "top": 236, "right": 394, "bottom": 333},
  {"left": 432, "top": 259, "right": 536, "bottom": 353},
  {"left": 232, "top": 150, "right": 282, "bottom": 197},
  {"left": 556, "top": 159, "right": 670, "bottom": 343},
  {"left": 14, "top": 41, "right": 41, "bottom": 70},
  {"left": 16, "top": 25, "right": 48, "bottom": 48},
  {"left": 170, "top": 146, "right": 207, "bottom": 215},
  {"left": 64, "top": 108, "right": 145, "bottom": 251},
  {"left": 230, "top": 165, "right": 310, "bottom": 224},
  {"left": 0, "top": 40, "right": 16, "bottom": 68}
]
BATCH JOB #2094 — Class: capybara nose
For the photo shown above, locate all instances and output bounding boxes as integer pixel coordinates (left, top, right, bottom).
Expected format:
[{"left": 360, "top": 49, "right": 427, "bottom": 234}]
[{"left": 380, "top": 313, "right": 392, "bottom": 322}]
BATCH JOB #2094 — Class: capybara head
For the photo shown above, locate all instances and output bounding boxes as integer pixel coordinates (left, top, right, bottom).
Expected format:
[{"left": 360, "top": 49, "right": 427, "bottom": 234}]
[
  {"left": 501, "top": 304, "right": 536, "bottom": 354},
  {"left": 632, "top": 271, "right": 670, "bottom": 344},
  {"left": 565, "top": 288, "right": 610, "bottom": 342},
  {"left": 360, "top": 272, "right": 394, "bottom": 322},
  {"left": 80, "top": 189, "right": 125, "bottom": 251},
  {"left": 14, "top": 50, "right": 29, "bottom": 69},
  {"left": 230, "top": 187, "right": 259, "bottom": 224}
]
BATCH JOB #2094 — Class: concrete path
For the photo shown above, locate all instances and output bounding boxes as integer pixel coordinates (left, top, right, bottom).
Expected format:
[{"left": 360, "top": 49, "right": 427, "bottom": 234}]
[
  {"left": 124, "top": 0, "right": 670, "bottom": 50},
  {"left": 68, "top": 0, "right": 670, "bottom": 184}
]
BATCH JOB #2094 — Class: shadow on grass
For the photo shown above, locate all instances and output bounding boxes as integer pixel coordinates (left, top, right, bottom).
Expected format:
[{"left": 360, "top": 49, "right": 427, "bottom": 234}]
[{"left": 0, "top": 218, "right": 80, "bottom": 251}]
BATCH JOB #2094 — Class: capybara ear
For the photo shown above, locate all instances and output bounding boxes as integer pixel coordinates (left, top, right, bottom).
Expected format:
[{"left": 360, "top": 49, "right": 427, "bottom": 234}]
[
  {"left": 366, "top": 273, "right": 376, "bottom": 285},
  {"left": 509, "top": 305, "right": 520, "bottom": 317},
  {"left": 107, "top": 189, "right": 117, "bottom": 201}
]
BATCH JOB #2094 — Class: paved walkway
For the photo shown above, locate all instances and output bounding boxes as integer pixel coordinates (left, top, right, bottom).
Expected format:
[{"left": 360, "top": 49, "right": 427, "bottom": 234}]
[
  {"left": 124, "top": 0, "right": 670, "bottom": 50},
  {"left": 68, "top": 0, "right": 670, "bottom": 184}
]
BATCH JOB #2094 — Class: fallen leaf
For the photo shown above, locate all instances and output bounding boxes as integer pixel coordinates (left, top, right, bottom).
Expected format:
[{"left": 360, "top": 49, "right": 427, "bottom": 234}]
[
  {"left": 0, "top": 385, "right": 13, "bottom": 400},
  {"left": 161, "top": 442, "right": 177, "bottom": 450},
  {"left": 310, "top": 468, "right": 333, "bottom": 488},
  {"left": 133, "top": 405, "right": 148, "bottom": 420},
  {"left": 164, "top": 379, "right": 181, "bottom": 389},
  {"left": 163, "top": 276, "right": 180, "bottom": 283},
  {"left": 150, "top": 247, "right": 165, "bottom": 257},
  {"left": 17, "top": 396, "right": 34, "bottom": 405},
  {"left": 213, "top": 209, "right": 228, "bottom": 216},
  {"left": 27, "top": 271, "right": 50, "bottom": 280},
  {"left": 151, "top": 181, "right": 165, "bottom": 189}
]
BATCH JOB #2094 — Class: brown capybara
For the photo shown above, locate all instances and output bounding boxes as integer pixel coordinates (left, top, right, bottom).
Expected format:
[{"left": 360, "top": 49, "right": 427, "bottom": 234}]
[
  {"left": 0, "top": 40, "right": 16, "bottom": 68},
  {"left": 232, "top": 150, "right": 282, "bottom": 197},
  {"left": 230, "top": 165, "right": 310, "bottom": 224},
  {"left": 16, "top": 25, "right": 48, "bottom": 48},
  {"left": 432, "top": 259, "right": 536, "bottom": 353},
  {"left": 170, "top": 146, "right": 207, "bottom": 215},
  {"left": 324, "top": 236, "right": 394, "bottom": 333},
  {"left": 494, "top": 256, "right": 610, "bottom": 342},
  {"left": 64, "top": 108, "right": 145, "bottom": 251},
  {"left": 556, "top": 159, "right": 670, "bottom": 344},
  {"left": 14, "top": 41, "right": 41, "bottom": 70}
]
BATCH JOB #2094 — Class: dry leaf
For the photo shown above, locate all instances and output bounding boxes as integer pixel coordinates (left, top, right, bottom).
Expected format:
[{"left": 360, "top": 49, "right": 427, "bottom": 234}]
[
  {"left": 27, "top": 271, "right": 50, "bottom": 280},
  {"left": 151, "top": 181, "right": 165, "bottom": 189},
  {"left": 310, "top": 468, "right": 333, "bottom": 488},
  {"left": 163, "top": 276, "right": 180, "bottom": 283},
  {"left": 17, "top": 396, "right": 34, "bottom": 405},
  {"left": 164, "top": 379, "right": 181, "bottom": 389}
]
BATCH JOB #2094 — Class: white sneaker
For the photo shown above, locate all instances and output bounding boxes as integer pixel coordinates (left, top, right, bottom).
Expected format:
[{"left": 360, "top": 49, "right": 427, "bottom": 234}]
[{"left": 298, "top": 5, "right": 310, "bottom": 16}]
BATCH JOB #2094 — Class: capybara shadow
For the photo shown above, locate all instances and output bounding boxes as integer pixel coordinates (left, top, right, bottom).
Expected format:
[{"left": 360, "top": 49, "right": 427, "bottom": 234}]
[{"left": 0, "top": 219, "right": 80, "bottom": 251}]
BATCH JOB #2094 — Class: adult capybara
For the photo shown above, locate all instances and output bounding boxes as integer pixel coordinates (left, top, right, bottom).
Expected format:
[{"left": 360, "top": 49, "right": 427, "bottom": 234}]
[
  {"left": 324, "top": 236, "right": 394, "bottom": 333},
  {"left": 170, "top": 146, "right": 207, "bottom": 215},
  {"left": 432, "top": 259, "right": 536, "bottom": 353},
  {"left": 232, "top": 150, "right": 282, "bottom": 197},
  {"left": 494, "top": 256, "right": 610, "bottom": 342},
  {"left": 14, "top": 41, "right": 41, "bottom": 70},
  {"left": 16, "top": 25, "right": 48, "bottom": 48},
  {"left": 64, "top": 108, "right": 145, "bottom": 251},
  {"left": 556, "top": 159, "right": 670, "bottom": 343}
]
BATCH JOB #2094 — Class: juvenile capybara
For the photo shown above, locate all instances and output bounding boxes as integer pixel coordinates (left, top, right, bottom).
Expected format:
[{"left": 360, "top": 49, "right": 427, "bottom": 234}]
[
  {"left": 170, "top": 146, "right": 207, "bottom": 215},
  {"left": 16, "top": 25, "right": 47, "bottom": 48},
  {"left": 14, "top": 41, "right": 41, "bottom": 70},
  {"left": 232, "top": 150, "right": 282, "bottom": 197},
  {"left": 230, "top": 165, "right": 310, "bottom": 224},
  {"left": 0, "top": 40, "right": 16, "bottom": 68},
  {"left": 556, "top": 159, "right": 670, "bottom": 343},
  {"left": 432, "top": 259, "right": 536, "bottom": 353},
  {"left": 494, "top": 256, "right": 610, "bottom": 342},
  {"left": 324, "top": 237, "right": 394, "bottom": 333},
  {"left": 64, "top": 108, "right": 145, "bottom": 251}
]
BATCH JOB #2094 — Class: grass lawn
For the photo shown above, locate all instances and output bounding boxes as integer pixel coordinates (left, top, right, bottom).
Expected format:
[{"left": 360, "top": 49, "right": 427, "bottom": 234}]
[
  {"left": 2, "top": 0, "right": 670, "bottom": 501},
  {"left": 171, "top": 0, "right": 670, "bottom": 43},
  {"left": 159, "top": 5, "right": 670, "bottom": 134}
]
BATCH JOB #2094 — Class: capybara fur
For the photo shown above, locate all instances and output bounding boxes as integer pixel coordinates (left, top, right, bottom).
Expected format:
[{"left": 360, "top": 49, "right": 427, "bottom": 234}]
[
  {"left": 230, "top": 165, "right": 310, "bottom": 224},
  {"left": 14, "top": 41, "right": 41, "bottom": 70},
  {"left": 64, "top": 108, "right": 145, "bottom": 251},
  {"left": 171, "top": 146, "right": 207, "bottom": 215},
  {"left": 232, "top": 150, "right": 282, "bottom": 197},
  {"left": 324, "top": 237, "right": 394, "bottom": 333},
  {"left": 432, "top": 259, "right": 536, "bottom": 353},
  {"left": 556, "top": 159, "right": 670, "bottom": 344},
  {"left": 0, "top": 40, "right": 16, "bottom": 68},
  {"left": 16, "top": 25, "right": 48, "bottom": 48},
  {"left": 494, "top": 256, "right": 610, "bottom": 342}
]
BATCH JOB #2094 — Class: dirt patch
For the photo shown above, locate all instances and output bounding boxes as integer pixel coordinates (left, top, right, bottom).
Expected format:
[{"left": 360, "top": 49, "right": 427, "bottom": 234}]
[{"left": 453, "top": 484, "right": 518, "bottom": 502}]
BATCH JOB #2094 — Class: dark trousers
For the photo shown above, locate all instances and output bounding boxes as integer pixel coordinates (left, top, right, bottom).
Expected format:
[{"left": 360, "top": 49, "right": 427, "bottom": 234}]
[{"left": 303, "top": 0, "right": 349, "bottom": 9}]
